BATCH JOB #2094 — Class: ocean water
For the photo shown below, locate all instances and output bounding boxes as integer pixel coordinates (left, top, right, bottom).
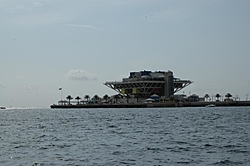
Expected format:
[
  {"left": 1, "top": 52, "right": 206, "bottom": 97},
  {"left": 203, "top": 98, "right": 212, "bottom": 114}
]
[{"left": 0, "top": 107, "right": 250, "bottom": 166}]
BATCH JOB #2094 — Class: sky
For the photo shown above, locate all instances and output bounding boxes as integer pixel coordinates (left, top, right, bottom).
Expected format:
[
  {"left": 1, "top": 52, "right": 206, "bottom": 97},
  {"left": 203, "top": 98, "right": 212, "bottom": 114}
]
[{"left": 1, "top": 0, "right": 250, "bottom": 108}]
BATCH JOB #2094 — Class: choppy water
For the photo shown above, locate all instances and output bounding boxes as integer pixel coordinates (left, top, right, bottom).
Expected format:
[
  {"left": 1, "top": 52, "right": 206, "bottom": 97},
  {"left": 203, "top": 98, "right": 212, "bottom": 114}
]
[{"left": 0, "top": 107, "right": 250, "bottom": 166}]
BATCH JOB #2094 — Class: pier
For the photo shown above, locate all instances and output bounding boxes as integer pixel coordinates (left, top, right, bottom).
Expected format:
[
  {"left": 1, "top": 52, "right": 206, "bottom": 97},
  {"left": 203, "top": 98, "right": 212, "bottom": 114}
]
[
  {"left": 51, "top": 70, "right": 250, "bottom": 109},
  {"left": 50, "top": 101, "right": 250, "bottom": 109}
]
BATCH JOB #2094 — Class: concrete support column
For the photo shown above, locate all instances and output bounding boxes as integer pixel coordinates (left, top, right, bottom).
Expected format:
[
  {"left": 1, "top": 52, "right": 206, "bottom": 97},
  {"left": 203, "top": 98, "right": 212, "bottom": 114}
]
[{"left": 164, "top": 70, "right": 174, "bottom": 98}]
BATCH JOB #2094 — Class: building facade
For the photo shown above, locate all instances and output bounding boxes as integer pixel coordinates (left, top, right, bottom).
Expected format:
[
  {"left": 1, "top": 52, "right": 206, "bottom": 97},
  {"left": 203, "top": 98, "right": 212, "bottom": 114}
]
[{"left": 104, "top": 70, "right": 192, "bottom": 99}]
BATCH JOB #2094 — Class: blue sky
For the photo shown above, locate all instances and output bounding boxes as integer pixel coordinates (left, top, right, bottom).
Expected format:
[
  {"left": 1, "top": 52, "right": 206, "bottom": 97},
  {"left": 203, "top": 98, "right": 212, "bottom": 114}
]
[{"left": 1, "top": 0, "right": 250, "bottom": 108}]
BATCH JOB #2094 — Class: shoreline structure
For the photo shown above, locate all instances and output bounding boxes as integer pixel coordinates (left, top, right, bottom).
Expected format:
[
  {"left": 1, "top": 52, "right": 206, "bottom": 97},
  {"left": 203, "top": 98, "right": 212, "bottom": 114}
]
[
  {"left": 51, "top": 70, "right": 250, "bottom": 108},
  {"left": 51, "top": 101, "right": 250, "bottom": 109}
]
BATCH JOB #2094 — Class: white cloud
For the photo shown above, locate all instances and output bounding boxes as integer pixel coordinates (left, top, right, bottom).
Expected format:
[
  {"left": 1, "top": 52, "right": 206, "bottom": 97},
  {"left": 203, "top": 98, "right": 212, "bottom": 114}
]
[
  {"left": 3, "top": 1, "right": 42, "bottom": 13},
  {"left": 66, "top": 24, "right": 101, "bottom": 30},
  {"left": 66, "top": 69, "right": 97, "bottom": 81},
  {"left": 1, "top": 1, "right": 68, "bottom": 26},
  {"left": 32, "top": 2, "right": 42, "bottom": 7}
]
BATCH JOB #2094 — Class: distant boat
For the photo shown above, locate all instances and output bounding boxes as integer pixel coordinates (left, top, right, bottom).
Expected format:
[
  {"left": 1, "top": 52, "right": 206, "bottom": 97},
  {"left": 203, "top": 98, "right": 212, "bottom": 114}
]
[
  {"left": 206, "top": 104, "right": 215, "bottom": 107},
  {"left": 0, "top": 107, "right": 6, "bottom": 109}
]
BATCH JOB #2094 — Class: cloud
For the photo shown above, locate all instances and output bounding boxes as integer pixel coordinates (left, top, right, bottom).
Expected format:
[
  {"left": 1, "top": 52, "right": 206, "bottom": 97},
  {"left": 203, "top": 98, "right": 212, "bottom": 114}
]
[
  {"left": 1, "top": 1, "right": 67, "bottom": 26},
  {"left": 32, "top": 2, "right": 42, "bottom": 7},
  {"left": 66, "top": 24, "right": 101, "bottom": 30},
  {"left": 3, "top": 1, "right": 42, "bottom": 13},
  {"left": 66, "top": 69, "right": 97, "bottom": 81}
]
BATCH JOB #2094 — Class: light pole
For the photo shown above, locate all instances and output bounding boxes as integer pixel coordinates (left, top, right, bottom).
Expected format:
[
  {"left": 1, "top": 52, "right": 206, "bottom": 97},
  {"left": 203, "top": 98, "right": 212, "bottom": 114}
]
[
  {"left": 59, "top": 87, "right": 63, "bottom": 102},
  {"left": 246, "top": 94, "right": 249, "bottom": 101},
  {"left": 246, "top": 93, "right": 249, "bottom": 101}
]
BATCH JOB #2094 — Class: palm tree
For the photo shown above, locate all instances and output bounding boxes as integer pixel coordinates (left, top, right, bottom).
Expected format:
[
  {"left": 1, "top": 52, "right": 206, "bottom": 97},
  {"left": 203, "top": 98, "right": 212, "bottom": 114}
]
[
  {"left": 93, "top": 95, "right": 100, "bottom": 104},
  {"left": 84, "top": 95, "right": 90, "bottom": 102},
  {"left": 215, "top": 94, "right": 221, "bottom": 101},
  {"left": 75, "top": 96, "right": 81, "bottom": 104},
  {"left": 66, "top": 95, "right": 73, "bottom": 105},
  {"left": 103, "top": 94, "right": 109, "bottom": 103},
  {"left": 204, "top": 94, "right": 210, "bottom": 102},
  {"left": 225, "top": 93, "right": 232, "bottom": 100}
]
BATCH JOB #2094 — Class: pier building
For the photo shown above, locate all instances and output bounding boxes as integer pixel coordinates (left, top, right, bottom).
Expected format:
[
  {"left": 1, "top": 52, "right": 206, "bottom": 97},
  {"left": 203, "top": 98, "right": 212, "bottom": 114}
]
[{"left": 104, "top": 70, "right": 193, "bottom": 99}]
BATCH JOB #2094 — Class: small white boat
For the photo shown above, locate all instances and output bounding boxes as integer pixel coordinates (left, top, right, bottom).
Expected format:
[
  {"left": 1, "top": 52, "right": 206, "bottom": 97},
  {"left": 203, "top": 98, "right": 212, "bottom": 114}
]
[{"left": 206, "top": 104, "right": 215, "bottom": 107}]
